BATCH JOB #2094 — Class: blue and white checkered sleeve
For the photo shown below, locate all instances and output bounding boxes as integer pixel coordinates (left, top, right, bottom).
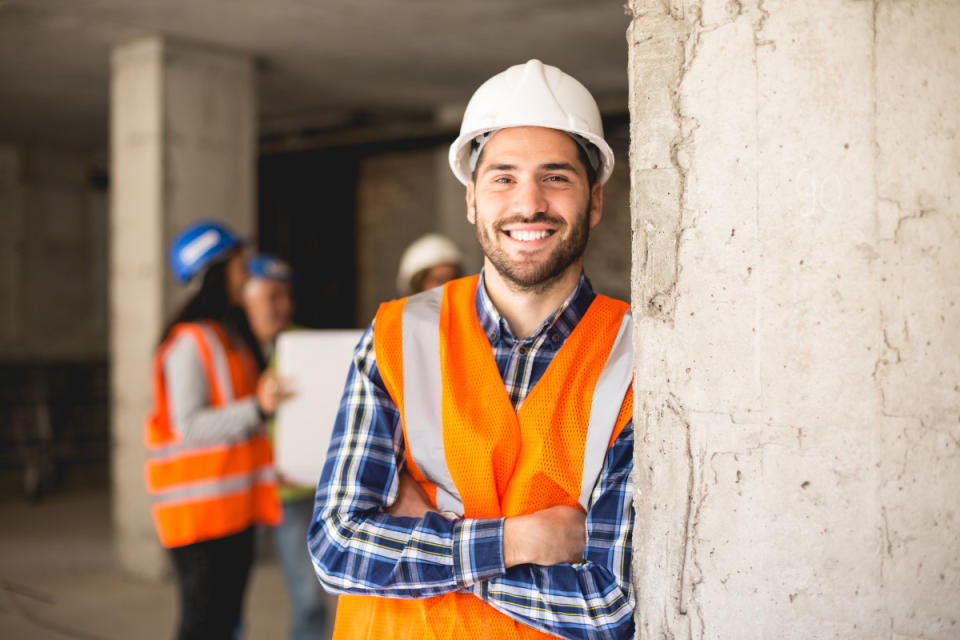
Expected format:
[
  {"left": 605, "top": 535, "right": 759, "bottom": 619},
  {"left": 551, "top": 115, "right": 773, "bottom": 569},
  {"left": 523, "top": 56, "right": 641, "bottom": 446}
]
[
  {"left": 307, "top": 321, "right": 508, "bottom": 597},
  {"left": 452, "top": 517, "right": 505, "bottom": 589}
]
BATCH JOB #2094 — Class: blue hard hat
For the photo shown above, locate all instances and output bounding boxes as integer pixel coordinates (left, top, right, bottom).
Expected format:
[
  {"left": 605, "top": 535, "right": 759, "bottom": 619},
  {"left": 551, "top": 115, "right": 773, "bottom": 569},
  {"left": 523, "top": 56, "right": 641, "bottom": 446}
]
[
  {"left": 246, "top": 253, "right": 293, "bottom": 282},
  {"left": 169, "top": 220, "right": 244, "bottom": 284}
]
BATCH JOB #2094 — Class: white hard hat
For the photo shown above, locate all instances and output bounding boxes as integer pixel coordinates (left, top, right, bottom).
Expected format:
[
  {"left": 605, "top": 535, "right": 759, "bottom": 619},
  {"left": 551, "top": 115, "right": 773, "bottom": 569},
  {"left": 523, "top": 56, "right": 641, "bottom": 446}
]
[
  {"left": 448, "top": 59, "right": 615, "bottom": 186},
  {"left": 397, "top": 234, "right": 463, "bottom": 296}
]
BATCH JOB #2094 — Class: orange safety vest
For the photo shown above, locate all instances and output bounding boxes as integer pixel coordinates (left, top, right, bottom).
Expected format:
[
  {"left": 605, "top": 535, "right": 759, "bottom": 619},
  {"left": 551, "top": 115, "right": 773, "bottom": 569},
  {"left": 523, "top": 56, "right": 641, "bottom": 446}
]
[
  {"left": 144, "top": 321, "right": 281, "bottom": 549},
  {"left": 333, "top": 275, "right": 633, "bottom": 640}
]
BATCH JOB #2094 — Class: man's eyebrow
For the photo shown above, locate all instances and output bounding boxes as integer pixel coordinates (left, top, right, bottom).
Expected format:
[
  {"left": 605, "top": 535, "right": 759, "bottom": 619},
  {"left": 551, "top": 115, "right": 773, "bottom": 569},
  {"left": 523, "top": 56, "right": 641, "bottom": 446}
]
[
  {"left": 481, "top": 163, "right": 517, "bottom": 175},
  {"left": 541, "top": 162, "right": 579, "bottom": 172},
  {"left": 480, "top": 161, "right": 580, "bottom": 175}
]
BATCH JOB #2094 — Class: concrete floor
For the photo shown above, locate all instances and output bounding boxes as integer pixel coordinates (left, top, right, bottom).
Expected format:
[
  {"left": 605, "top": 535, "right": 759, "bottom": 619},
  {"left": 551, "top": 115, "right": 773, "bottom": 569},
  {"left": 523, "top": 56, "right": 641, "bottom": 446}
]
[{"left": 0, "top": 489, "right": 336, "bottom": 639}]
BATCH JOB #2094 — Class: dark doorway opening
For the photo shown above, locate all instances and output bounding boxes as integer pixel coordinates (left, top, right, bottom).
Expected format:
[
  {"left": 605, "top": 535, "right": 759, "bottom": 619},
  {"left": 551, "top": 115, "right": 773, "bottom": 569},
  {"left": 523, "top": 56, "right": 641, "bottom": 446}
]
[
  {"left": 257, "top": 132, "right": 456, "bottom": 328},
  {"left": 258, "top": 149, "right": 360, "bottom": 329}
]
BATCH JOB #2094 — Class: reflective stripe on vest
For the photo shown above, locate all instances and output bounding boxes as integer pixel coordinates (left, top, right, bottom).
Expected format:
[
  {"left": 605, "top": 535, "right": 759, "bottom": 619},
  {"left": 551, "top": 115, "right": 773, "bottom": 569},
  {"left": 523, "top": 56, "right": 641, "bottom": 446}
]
[
  {"left": 195, "top": 322, "right": 237, "bottom": 402},
  {"left": 401, "top": 286, "right": 464, "bottom": 515},
  {"left": 144, "top": 321, "right": 280, "bottom": 548},
  {"left": 579, "top": 309, "right": 633, "bottom": 508},
  {"left": 399, "top": 281, "right": 632, "bottom": 512},
  {"left": 151, "top": 464, "right": 277, "bottom": 505},
  {"left": 339, "top": 275, "right": 634, "bottom": 640}
]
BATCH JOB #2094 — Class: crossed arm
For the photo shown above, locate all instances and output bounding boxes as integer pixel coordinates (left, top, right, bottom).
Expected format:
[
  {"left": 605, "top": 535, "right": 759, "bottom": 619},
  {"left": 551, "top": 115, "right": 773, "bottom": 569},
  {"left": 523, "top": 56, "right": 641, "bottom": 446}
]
[
  {"left": 307, "top": 326, "right": 635, "bottom": 640},
  {"left": 389, "top": 470, "right": 588, "bottom": 568}
]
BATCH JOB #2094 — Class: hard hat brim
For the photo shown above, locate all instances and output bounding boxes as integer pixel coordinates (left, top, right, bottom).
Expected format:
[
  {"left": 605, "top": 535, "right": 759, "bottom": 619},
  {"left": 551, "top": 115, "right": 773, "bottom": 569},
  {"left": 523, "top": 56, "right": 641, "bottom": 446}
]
[{"left": 448, "top": 125, "right": 615, "bottom": 186}]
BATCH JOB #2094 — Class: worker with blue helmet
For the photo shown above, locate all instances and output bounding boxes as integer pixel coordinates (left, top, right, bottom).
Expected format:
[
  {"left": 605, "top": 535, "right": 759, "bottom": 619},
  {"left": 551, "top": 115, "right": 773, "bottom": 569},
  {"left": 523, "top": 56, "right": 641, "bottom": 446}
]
[
  {"left": 147, "top": 220, "right": 289, "bottom": 640},
  {"left": 243, "top": 254, "right": 331, "bottom": 640},
  {"left": 243, "top": 253, "right": 295, "bottom": 361}
]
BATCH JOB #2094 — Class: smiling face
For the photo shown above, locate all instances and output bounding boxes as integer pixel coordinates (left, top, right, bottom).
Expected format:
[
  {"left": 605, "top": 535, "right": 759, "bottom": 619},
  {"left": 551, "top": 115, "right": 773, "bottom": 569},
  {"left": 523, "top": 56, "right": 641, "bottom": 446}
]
[{"left": 466, "top": 126, "right": 602, "bottom": 293}]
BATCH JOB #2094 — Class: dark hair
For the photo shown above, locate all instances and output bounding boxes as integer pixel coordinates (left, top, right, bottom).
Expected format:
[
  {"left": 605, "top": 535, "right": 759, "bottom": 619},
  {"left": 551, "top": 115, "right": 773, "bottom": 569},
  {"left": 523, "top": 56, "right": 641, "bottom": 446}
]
[
  {"left": 159, "top": 254, "right": 266, "bottom": 371},
  {"left": 470, "top": 135, "right": 599, "bottom": 187}
]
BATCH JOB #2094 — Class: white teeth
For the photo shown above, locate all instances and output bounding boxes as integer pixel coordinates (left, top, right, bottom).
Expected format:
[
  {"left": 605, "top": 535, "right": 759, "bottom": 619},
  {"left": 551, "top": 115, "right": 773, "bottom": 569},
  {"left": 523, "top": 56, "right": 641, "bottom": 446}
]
[{"left": 508, "top": 230, "right": 551, "bottom": 241}]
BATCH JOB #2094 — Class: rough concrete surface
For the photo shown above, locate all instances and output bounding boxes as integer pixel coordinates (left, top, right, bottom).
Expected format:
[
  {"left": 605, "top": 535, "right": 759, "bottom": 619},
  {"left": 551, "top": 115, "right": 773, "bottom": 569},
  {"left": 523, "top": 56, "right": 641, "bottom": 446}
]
[
  {"left": 628, "top": 1, "right": 959, "bottom": 638},
  {"left": 0, "top": 143, "right": 108, "bottom": 361},
  {"left": 356, "top": 147, "right": 440, "bottom": 323}
]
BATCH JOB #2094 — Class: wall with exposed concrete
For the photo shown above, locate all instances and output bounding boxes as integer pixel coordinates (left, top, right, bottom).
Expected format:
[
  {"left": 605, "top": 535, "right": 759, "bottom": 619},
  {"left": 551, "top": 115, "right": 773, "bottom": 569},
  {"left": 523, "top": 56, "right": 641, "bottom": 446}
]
[
  {"left": 0, "top": 143, "right": 108, "bottom": 361},
  {"left": 627, "top": 1, "right": 959, "bottom": 638},
  {"left": 110, "top": 37, "right": 256, "bottom": 577},
  {"left": 355, "top": 148, "right": 445, "bottom": 323}
]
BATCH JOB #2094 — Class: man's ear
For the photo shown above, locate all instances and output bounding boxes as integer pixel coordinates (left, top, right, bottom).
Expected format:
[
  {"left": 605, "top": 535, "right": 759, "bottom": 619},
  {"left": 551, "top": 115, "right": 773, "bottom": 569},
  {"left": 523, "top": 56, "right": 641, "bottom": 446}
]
[
  {"left": 466, "top": 181, "right": 477, "bottom": 225},
  {"left": 588, "top": 183, "right": 603, "bottom": 228}
]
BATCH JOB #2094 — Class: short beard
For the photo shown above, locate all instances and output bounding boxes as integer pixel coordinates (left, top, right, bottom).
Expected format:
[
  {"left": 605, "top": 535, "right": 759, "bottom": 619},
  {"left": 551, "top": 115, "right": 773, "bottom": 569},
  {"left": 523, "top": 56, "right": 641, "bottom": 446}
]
[{"left": 476, "top": 198, "right": 591, "bottom": 294}]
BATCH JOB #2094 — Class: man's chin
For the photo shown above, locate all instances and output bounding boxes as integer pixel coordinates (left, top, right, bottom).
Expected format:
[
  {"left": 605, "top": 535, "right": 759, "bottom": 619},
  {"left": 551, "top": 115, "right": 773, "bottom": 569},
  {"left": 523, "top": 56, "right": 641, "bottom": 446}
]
[{"left": 493, "top": 261, "right": 576, "bottom": 292}]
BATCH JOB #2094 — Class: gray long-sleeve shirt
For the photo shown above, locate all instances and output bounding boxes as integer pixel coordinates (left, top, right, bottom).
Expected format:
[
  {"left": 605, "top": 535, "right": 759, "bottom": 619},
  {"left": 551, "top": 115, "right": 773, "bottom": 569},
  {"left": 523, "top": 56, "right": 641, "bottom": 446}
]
[{"left": 162, "top": 331, "right": 262, "bottom": 447}]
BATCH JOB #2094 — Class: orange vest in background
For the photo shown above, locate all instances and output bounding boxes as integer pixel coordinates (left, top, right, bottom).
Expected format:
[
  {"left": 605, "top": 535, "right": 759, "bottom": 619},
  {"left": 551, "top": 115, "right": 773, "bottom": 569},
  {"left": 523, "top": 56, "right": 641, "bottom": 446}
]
[
  {"left": 144, "top": 321, "right": 281, "bottom": 549},
  {"left": 333, "top": 275, "right": 633, "bottom": 640}
]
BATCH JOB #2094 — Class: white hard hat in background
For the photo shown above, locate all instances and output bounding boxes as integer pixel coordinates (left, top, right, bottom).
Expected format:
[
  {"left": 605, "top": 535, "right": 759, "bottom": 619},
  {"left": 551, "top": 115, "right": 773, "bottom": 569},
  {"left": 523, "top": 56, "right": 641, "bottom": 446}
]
[
  {"left": 397, "top": 234, "right": 464, "bottom": 296},
  {"left": 448, "top": 59, "right": 615, "bottom": 186}
]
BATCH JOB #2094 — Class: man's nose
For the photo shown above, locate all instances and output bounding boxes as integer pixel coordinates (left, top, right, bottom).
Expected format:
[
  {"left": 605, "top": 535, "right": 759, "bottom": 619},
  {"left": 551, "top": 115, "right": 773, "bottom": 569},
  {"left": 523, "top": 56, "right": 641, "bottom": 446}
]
[{"left": 510, "top": 179, "right": 548, "bottom": 218}]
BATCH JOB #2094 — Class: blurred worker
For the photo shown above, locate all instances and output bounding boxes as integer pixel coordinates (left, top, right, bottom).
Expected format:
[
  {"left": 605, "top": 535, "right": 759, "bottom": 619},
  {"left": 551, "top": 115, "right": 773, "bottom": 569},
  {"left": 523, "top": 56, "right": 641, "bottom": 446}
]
[
  {"left": 145, "top": 221, "right": 289, "bottom": 640},
  {"left": 242, "top": 254, "right": 329, "bottom": 640},
  {"left": 396, "top": 233, "right": 464, "bottom": 296},
  {"left": 309, "top": 59, "right": 635, "bottom": 639},
  {"left": 243, "top": 254, "right": 295, "bottom": 361}
]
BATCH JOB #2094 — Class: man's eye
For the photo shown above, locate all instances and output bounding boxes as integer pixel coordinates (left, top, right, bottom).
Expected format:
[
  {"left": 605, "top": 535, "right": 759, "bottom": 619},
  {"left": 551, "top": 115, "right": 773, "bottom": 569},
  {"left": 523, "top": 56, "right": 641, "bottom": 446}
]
[
  {"left": 545, "top": 175, "right": 569, "bottom": 182},
  {"left": 493, "top": 177, "right": 513, "bottom": 184}
]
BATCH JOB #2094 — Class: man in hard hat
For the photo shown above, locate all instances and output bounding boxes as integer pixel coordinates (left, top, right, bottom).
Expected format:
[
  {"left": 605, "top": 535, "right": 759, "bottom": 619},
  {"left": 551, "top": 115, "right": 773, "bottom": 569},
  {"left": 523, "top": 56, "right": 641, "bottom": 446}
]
[
  {"left": 243, "top": 254, "right": 330, "bottom": 640},
  {"left": 309, "top": 59, "right": 634, "bottom": 639},
  {"left": 243, "top": 254, "right": 295, "bottom": 361},
  {"left": 396, "top": 233, "right": 465, "bottom": 296}
]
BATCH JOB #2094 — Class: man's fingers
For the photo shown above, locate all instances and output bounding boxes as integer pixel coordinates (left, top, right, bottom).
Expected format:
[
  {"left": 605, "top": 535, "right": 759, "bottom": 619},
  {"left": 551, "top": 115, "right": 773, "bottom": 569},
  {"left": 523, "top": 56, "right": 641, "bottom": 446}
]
[
  {"left": 504, "top": 504, "right": 587, "bottom": 568},
  {"left": 387, "top": 471, "right": 436, "bottom": 518}
]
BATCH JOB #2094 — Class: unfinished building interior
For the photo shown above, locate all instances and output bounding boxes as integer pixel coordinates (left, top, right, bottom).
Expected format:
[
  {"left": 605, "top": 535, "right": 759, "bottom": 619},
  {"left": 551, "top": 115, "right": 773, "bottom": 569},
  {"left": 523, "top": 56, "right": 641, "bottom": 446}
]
[{"left": 1, "top": 1, "right": 958, "bottom": 638}]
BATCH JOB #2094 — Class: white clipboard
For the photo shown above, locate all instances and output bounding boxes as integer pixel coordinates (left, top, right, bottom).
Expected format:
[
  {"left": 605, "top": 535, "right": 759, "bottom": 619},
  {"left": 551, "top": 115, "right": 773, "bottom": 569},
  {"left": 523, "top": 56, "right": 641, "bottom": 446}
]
[{"left": 274, "top": 329, "right": 364, "bottom": 487}]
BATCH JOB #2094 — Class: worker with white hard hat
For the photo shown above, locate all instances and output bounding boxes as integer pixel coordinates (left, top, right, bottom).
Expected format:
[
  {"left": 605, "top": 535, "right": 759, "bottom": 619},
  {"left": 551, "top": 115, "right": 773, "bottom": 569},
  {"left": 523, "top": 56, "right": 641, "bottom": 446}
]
[
  {"left": 396, "top": 233, "right": 464, "bottom": 296},
  {"left": 311, "top": 60, "right": 635, "bottom": 640}
]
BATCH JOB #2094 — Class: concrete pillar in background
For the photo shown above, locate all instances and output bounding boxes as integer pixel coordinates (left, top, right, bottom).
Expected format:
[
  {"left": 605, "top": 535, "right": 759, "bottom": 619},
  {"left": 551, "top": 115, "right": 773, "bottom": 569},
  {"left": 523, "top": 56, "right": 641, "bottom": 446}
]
[
  {"left": 110, "top": 37, "right": 256, "bottom": 577},
  {"left": 434, "top": 147, "right": 483, "bottom": 276},
  {"left": 434, "top": 103, "right": 483, "bottom": 277},
  {"left": 627, "top": 1, "right": 959, "bottom": 637}
]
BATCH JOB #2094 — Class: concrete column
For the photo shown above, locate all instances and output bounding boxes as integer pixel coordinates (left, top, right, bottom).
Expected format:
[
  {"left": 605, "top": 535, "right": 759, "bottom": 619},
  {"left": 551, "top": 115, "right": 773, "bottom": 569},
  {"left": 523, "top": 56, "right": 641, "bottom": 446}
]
[
  {"left": 627, "top": 1, "right": 959, "bottom": 638},
  {"left": 110, "top": 37, "right": 256, "bottom": 577},
  {"left": 434, "top": 146, "right": 484, "bottom": 276},
  {"left": 434, "top": 104, "right": 485, "bottom": 279}
]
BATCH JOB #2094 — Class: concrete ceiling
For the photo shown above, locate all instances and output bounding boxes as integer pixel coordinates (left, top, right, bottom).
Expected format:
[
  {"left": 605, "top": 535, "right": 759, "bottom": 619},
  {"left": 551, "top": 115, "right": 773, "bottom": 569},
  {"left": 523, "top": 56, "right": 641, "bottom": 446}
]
[{"left": 0, "top": 0, "right": 632, "bottom": 150}]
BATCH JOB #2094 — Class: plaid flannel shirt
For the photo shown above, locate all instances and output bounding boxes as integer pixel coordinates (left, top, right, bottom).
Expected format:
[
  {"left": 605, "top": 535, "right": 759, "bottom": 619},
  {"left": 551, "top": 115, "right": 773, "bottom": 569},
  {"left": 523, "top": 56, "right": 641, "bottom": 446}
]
[{"left": 308, "top": 272, "right": 635, "bottom": 640}]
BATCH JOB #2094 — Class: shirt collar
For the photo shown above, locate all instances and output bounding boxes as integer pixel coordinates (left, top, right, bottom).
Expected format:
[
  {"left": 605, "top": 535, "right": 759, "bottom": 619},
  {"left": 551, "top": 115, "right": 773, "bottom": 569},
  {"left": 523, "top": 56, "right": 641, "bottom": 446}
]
[{"left": 474, "top": 269, "right": 597, "bottom": 346}]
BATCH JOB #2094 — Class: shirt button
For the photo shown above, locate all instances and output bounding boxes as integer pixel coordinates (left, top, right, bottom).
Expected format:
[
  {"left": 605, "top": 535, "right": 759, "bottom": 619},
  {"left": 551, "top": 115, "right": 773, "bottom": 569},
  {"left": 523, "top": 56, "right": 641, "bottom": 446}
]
[
  {"left": 517, "top": 345, "right": 527, "bottom": 356},
  {"left": 551, "top": 333, "right": 561, "bottom": 344}
]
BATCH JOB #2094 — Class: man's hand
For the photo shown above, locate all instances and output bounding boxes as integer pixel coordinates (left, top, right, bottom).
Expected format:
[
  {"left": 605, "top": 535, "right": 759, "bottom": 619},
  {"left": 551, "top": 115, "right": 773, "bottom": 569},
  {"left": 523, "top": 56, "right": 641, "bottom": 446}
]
[
  {"left": 503, "top": 505, "right": 586, "bottom": 568},
  {"left": 386, "top": 470, "right": 437, "bottom": 518}
]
